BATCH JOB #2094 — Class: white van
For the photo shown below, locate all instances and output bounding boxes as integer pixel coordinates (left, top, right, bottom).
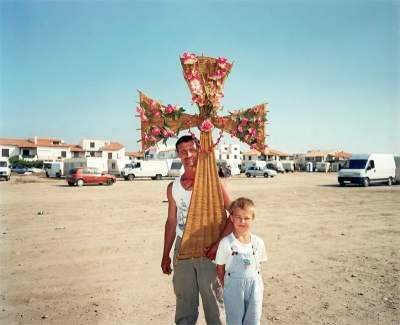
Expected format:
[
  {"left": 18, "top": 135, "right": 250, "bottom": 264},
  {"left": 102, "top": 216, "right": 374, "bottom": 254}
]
[
  {"left": 0, "top": 159, "right": 11, "bottom": 181},
  {"left": 168, "top": 160, "right": 184, "bottom": 177},
  {"left": 122, "top": 160, "right": 169, "bottom": 180},
  {"left": 338, "top": 153, "right": 396, "bottom": 187},
  {"left": 43, "top": 162, "right": 64, "bottom": 178}
]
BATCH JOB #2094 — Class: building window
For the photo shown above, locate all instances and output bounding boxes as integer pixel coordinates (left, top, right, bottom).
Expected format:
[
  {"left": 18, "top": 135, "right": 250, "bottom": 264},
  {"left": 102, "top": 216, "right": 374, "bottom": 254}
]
[
  {"left": 234, "top": 155, "right": 237, "bottom": 159},
  {"left": 90, "top": 152, "right": 95, "bottom": 157},
  {"left": 61, "top": 151, "right": 67, "bottom": 158},
  {"left": 234, "top": 147, "right": 238, "bottom": 151},
  {"left": 22, "top": 149, "right": 30, "bottom": 156},
  {"left": 90, "top": 142, "right": 95, "bottom": 148},
  {"left": 227, "top": 154, "right": 230, "bottom": 159},
  {"left": 249, "top": 156, "right": 252, "bottom": 161},
  {"left": 73, "top": 152, "right": 79, "bottom": 158},
  {"left": 112, "top": 162, "right": 116, "bottom": 169},
  {"left": 108, "top": 153, "right": 112, "bottom": 159},
  {"left": 1, "top": 149, "right": 9, "bottom": 157}
]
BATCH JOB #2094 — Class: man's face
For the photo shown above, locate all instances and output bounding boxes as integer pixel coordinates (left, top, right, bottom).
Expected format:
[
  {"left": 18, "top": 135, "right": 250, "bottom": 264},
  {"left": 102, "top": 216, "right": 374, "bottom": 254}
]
[{"left": 177, "top": 140, "right": 198, "bottom": 169}]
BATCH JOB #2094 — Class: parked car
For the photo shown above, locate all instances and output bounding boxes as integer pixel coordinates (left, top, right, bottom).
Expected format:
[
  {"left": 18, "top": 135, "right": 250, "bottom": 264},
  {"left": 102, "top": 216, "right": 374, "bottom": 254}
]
[
  {"left": 67, "top": 167, "right": 116, "bottom": 186},
  {"left": 10, "top": 165, "right": 33, "bottom": 174},
  {"left": 0, "top": 160, "right": 11, "bottom": 181},
  {"left": 121, "top": 160, "right": 169, "bottom": 180},
  {"left": 245, "top": 166, "right": 277, "bottom": 178},
  {"left": 43, "top": 162, "right": 64, "bottom": 178}
]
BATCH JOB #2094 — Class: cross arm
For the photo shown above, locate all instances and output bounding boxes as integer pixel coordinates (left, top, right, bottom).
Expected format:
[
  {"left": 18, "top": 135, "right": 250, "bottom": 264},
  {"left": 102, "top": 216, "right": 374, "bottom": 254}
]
[
  {"left": 212, "top": 103, "right": 268, "bottom": 152},
  {"left": 137, "top": 91, "right": 200, "bottom": 151}
]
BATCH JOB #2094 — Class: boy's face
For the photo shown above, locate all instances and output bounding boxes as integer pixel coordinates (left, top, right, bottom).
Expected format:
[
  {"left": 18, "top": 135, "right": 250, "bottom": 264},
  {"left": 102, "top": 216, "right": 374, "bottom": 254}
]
[
  {"left": 177, "top": 140, "right": 198, "bottom": 169},
  {"left": 230, "top": 207, "right": 254, "bottom": 235}
]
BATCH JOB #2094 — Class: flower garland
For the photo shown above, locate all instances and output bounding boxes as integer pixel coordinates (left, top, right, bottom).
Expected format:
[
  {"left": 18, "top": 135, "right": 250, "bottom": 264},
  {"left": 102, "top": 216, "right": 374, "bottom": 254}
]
[
  {"left": 230, "top": 106, "right": 267, "bottom": 150},
  {"left": 136, "top": 100, "right": 186, "bottom": 146}
]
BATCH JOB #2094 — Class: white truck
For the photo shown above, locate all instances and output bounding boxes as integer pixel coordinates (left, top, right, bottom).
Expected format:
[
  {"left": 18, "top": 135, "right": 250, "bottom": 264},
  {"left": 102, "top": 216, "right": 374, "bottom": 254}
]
[
  {"left": 122, "top": 160, "right": 169, "bottom": 180},
  {"left": 338, "top": 153, "right": 396, "bottom": 187},
  {"left": 43, "top": 161, "right": 64, "bottom": 178},
  {"left": 0, "top": 159, "right": 11, "bottom": 181}
]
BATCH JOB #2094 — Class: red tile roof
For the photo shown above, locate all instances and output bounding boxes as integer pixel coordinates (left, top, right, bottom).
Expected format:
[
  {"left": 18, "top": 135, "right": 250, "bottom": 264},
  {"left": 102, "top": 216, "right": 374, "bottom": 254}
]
[
  {"left": 0, "top": 138, "right": 37, "bottom": 148},
  {"left": 101, "top": 142, "right": 124, "bottom": 151},
  {"left": 126, "top": 151, "right": 144, "bottom": 158},
  {"left": 242, "top": 148, "right": 289, "bottom": 157},
  {"left": 69, "top": 145, "right": 85, "bottom": 152}
]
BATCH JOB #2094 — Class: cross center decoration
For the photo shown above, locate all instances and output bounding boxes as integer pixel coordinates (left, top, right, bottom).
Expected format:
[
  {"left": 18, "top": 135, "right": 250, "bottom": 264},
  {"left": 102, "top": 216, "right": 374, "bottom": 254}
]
[{"left": 136, "top": 52, "right": 268, "bottom": 259}]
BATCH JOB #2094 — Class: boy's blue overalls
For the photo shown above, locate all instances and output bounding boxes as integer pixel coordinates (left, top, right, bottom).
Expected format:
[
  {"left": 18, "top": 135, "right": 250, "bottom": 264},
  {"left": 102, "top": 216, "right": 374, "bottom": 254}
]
[{"left": 224, "top": 237, "right": 263, "bottom": 325}]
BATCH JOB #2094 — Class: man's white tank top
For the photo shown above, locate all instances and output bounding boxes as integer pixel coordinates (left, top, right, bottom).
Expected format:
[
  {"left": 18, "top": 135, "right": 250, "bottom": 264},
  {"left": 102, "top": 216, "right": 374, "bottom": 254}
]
[{"left": 172, "top": 176, "right": 192, "bottom": 238}]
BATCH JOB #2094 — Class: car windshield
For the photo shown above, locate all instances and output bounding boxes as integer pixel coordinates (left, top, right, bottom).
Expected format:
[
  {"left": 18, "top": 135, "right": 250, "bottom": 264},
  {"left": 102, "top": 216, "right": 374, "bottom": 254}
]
[
  {"left": 342, "top": 159, "right": 368, "bottom": 169},
  {"left": 44, "top": 163, "right": 52, "bottom": 169},
  {"left": 124, "top": 164, "right": 132, "bottom": 168},
  {"left": 0, "top": 162, "right": 7, "bottom": 167}
]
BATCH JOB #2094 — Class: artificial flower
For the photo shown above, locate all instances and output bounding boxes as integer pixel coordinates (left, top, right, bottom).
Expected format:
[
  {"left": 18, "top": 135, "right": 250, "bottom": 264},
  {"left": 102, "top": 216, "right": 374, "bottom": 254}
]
[
  {"left": 199, "top": 119, "right": 214, "bottom": 132},
  {"left": 181, "top": 52, "right": 197, "bottom": 64}
]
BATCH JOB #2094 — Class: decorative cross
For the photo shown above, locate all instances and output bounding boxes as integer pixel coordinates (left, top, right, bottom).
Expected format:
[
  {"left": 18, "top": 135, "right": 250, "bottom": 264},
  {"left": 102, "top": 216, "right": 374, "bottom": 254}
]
[{"left": 137, "top": 53, "right": 268, "bottom": 259}]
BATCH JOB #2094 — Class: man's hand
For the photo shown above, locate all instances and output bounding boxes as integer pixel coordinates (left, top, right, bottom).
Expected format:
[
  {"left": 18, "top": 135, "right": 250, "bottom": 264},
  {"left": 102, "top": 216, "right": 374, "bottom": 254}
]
[
  {"left": 205, "top": 242, "right": 219, "bottom": 260},
  {"left": 161, "top": 255, "right": 172, "bottom": 275}
]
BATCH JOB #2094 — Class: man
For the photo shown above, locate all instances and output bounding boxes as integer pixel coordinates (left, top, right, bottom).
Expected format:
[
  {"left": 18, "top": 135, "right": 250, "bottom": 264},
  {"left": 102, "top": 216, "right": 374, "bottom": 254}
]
[{"left": 161, "top": 135, "right": 233, "bottom": 325}]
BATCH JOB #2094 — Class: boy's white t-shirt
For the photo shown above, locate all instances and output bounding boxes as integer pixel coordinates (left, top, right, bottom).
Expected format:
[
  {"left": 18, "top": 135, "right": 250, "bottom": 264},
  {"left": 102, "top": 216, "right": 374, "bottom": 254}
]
[{"left": 215, "top": 233, "right": 267, "bottom": 270}]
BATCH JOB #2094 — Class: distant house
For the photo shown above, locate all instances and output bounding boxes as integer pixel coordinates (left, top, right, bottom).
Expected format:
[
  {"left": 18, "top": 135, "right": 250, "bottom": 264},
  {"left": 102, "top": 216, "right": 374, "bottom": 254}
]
[
  {"left": 242, "top": 147, "right": 290, "bottom": 163},
  {"left": 64, "top": 139, "right": 127, "bottom": 175},
  {"left": 0, "top": 136, "right": 72, "bottom": 162},
  {"left": 126, "top": 151, "right": 144, "bottom": 161},
  {"left": 145, "top": 145, "right": 178, "bottom": 160}
]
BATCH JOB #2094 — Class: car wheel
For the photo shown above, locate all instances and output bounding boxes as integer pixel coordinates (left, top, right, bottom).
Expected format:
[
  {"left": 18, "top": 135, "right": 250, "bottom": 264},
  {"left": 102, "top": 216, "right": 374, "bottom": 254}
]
[
  {"left": 246, "top": 173, "right": 251, "bottom": 178},
  {"left": 46, "top": 172, "right": 49, "bottom": 178},
  {"left": 127, "top": 174, "right": 135, "bottom": 181},
  {"left": 56, "top": 172, "right": 61, "bottom": 178},
  {"left": 339, "top": 180, "right": 345, "bottom": 187},
  {"left": 263, "top": 173, "right": 269, "bottom": 178},
  {"left": 155, "top": 174, "right": 162, "bottom": 180},
  {"left": 388, "top": 177, "right": 393, "bottom": 186},
  {"left": 76, "top": 179, "right": 84, "bottom": 187},
  {"left": 107, "top": 179, "right": 113, "bottom": 186},
  {"left": 362, "top": 177, "right": 369, "bottom": 187}
]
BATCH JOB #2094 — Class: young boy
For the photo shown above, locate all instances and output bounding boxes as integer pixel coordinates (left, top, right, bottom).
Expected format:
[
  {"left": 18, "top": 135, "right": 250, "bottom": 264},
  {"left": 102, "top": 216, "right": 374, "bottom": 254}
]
[{"left": 215, "top": 197, "right": 267, "bottom": 325}]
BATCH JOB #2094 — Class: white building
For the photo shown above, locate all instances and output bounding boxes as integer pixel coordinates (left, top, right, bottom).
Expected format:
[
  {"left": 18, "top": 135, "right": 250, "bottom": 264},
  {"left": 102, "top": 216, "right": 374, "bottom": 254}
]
[
  {"left": 0, "top": 137, "right": 72, "bottom": 162},
  {"left": 214, "top": 143, "right": 242, "bottom": 173},
  {"left": 145, "top": 144, "right": 178, "bottom": 160}
]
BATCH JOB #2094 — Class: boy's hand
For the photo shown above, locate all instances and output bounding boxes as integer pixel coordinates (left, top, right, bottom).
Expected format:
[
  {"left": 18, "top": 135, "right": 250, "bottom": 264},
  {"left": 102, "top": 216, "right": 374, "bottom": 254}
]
[
  {"left": 205, "top": 242, "right": 219, "bottom": 260},
  {"left": 161, "top": 255, "right": 172, "bottom": 275}
]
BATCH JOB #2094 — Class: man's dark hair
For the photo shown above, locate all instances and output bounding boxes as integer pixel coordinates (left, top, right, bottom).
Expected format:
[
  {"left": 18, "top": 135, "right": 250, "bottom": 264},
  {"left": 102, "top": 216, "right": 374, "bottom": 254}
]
[{"left": 175, "top": 135, "right": 199, "bottom": 152}]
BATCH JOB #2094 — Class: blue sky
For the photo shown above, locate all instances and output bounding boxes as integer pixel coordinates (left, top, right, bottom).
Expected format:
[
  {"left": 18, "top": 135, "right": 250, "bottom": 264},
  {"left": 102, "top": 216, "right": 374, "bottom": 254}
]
[{"left": 1, "top": 0, "right": 399, "bottom": 154}]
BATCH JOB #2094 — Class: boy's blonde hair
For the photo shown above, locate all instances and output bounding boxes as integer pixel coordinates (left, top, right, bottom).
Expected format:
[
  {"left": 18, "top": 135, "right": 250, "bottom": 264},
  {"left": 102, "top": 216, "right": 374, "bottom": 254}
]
[{"left": 228, "top": 197, "right": 256, "bottom": 218}]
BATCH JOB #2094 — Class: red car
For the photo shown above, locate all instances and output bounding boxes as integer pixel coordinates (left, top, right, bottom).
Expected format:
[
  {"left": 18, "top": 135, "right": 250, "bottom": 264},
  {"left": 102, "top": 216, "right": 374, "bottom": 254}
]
[{"left": 67, "top": 167, "right": 116, "bottom": 186}]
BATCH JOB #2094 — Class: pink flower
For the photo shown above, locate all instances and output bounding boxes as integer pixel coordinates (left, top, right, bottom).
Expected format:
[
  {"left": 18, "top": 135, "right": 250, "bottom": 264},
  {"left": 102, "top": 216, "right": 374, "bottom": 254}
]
[
  {"left": 166, "top": 104, "right": 176, "bottom": 114},
  {"left": 199, "top": 119, "right": 214, "bottom": 133},
  {"left": 189, "top": 78, "right": 203, "bottom": 95},
  {"left": 163, "top": 129, "right": 175, "bottom": 137},
  {"left": 238, "top": 125, "right": 244, "bottom": 133},
  {"left": 140, "top": 113, "right": 148, "bottom": 122},
  {"left": 149, "top": 136, "right": 157, "bottom": 142},
  {"left": 240, "top": 117, "right": 249, "bottom": 126},
  {"left": 143, "top": 134, "right": 149, "bottom": 141},
  {"left": 256, "top": 117, "right": 262, "bottom": 124},
  {"left": 217, "top": 57, "right": 228, "bottom": 69},
  {"left": 153, "top": 110, "right": 161, "bottom": 118},
  {"left": 244, "top": 134, "right": 250, "bottom": 142},
  {"left": 136, "top": 106, "right": 144, "bottom": 114},
  {"left": 185, "top": 70, "right": 199, "bottom": 80},
  {"left": 181, "top": 52, "right": 197, "bottom": 64},
  {"left": 250, "top": 144, "right": 257, "bottom": 149},
  {"left": 151, "top": 128, "right": 161, "bottom": 136},
  {"left": 248, "top": 128, "right": 257, "bottom": 137}
]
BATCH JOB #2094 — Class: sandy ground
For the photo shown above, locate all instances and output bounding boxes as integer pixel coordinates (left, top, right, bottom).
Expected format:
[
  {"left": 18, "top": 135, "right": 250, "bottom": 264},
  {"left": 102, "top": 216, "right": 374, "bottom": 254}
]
[{"left": 0, "top": 173, "right": 399, "bottom": 325}]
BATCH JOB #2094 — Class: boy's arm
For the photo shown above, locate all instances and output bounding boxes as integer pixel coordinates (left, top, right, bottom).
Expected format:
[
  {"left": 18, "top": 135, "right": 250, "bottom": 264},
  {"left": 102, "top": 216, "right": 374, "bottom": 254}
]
[
  {"left": 161, "top": 182, "right": 177, "bottom": 275},
  {"left": 205, "top": 183, "right": 233, "bottom": 260},
  {"left": 216, "top": 264, "right": 226, "bottom": 287}
]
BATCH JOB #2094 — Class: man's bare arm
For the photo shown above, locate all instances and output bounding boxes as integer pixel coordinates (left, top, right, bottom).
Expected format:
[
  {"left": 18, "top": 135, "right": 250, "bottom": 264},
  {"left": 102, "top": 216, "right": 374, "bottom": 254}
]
[{"left": 161, "top": 182, "right": 177, "bottom": 275}]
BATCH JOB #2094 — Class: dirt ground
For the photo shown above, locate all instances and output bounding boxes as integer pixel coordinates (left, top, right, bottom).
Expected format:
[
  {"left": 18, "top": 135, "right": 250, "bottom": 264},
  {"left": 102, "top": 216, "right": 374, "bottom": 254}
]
[{"left": 0, "top": 173, "right": 399, "bottom": 325}]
